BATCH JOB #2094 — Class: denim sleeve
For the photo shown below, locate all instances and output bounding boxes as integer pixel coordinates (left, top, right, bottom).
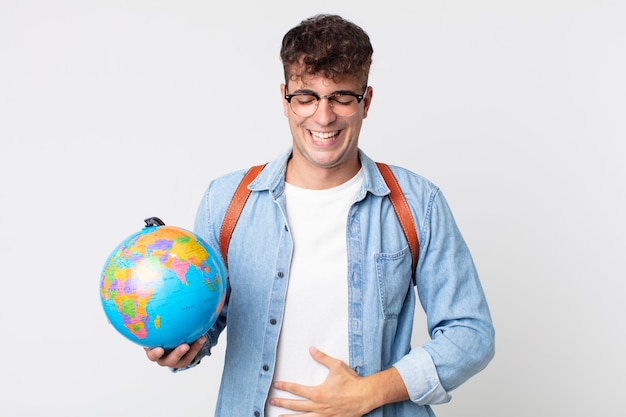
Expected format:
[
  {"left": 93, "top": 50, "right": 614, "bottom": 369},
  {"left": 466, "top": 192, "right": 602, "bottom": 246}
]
[{"left": 400, "top": 188, "right": 495, "bottom": 395}]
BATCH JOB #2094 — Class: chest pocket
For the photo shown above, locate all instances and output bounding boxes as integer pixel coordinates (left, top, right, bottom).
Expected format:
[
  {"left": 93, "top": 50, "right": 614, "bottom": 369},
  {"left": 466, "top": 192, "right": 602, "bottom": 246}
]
[{"left": 375, "top": 246, "right": 413, "bottom": 319}]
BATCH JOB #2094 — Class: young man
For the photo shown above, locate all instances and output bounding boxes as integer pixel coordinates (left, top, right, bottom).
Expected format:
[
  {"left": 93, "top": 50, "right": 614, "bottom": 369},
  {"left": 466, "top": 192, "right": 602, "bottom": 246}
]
[{"left": 146, "top": 14, "right": 495, "bottom": 417}]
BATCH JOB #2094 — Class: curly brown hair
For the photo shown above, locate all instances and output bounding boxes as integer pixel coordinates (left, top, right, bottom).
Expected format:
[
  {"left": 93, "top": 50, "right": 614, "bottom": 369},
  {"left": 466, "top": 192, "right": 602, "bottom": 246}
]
[{"left": 280, "top": 14, "right": 373, "bottom": 88}]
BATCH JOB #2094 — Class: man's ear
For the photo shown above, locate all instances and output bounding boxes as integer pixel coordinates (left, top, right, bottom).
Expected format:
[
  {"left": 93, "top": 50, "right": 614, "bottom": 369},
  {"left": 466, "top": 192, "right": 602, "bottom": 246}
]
[
  {"left": 280, "top": 83, "right": 289, "bottom": 117},
  {"left": 362, "top": 86, "right": 373, "bottom": 119}
]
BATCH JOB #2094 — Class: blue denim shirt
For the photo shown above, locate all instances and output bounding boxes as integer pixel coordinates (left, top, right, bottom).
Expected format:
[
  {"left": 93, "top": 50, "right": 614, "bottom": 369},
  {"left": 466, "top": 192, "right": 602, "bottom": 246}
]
[{"left": 190, "top": 149, "right": 495, "bottom": 417}]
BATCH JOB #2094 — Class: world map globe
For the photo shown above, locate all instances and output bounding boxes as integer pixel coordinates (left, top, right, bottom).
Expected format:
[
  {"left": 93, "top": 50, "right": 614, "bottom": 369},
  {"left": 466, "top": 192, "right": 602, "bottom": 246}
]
[{"left": 100, "top": 217, "right": 226, "bottom": 349}]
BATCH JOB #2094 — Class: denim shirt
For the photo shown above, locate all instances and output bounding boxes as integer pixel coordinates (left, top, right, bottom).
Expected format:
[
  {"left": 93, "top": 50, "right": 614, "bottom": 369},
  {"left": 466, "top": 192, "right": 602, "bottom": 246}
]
[{"left": 191, "top": 149, "right": 495, "bottom": 417}]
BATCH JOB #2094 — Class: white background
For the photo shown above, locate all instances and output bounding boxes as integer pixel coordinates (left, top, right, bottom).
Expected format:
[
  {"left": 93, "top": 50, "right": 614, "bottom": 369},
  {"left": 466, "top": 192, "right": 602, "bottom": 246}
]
[{"left": 1, "top": 1, "right": 625, "bottom": 416}]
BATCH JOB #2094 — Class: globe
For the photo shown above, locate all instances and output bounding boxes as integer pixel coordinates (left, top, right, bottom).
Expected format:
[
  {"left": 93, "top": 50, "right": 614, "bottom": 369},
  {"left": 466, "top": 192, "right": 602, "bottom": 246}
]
[{"left": 99, "top": 217, "right": 226, "bottom": 349}]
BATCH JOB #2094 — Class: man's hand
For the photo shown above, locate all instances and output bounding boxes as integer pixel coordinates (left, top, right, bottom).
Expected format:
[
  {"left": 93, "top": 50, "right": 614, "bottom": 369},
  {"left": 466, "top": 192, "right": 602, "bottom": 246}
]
[
  {"left": 270, "top": 346, "right": 409, "bottom": 416},
  {"left": 144, "top": 336, "right": 206, "bottom": 369}
]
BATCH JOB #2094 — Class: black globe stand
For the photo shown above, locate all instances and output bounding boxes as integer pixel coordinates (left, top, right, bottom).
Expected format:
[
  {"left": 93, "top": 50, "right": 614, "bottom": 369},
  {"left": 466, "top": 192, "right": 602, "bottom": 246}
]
[{"left": 144, "top": 217, "right": 165, "bottom": 227}]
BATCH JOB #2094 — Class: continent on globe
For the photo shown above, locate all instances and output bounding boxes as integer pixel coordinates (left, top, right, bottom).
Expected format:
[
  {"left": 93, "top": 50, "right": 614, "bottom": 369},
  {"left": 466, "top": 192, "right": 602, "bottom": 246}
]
[{"left": 100, "top": 217, "right": 226, "bottom": 349}]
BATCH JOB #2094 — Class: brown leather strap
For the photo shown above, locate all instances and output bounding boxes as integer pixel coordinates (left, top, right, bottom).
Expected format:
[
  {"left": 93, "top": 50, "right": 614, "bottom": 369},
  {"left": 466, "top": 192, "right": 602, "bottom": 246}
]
[
  {"left": 219, "top": 164, "right": 266, "bottom": 268},
  {"left": 219, "top": 162, "right": 419, "bottom": 283},
  {"left": 376, "top": 162, "right": 419, "bottom": 282}
]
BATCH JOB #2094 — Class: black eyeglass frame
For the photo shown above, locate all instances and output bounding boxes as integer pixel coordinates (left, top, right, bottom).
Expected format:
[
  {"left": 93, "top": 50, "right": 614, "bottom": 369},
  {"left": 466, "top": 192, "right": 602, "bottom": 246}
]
[{"left": 284, "top": 88, "right": 367, "bottom": 105}]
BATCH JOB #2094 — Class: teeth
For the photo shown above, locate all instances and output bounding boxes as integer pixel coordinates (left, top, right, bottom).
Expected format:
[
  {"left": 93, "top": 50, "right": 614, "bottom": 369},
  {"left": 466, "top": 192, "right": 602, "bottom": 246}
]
[{"left": 311, "top": 131, "right": 338, "bottom": 139}]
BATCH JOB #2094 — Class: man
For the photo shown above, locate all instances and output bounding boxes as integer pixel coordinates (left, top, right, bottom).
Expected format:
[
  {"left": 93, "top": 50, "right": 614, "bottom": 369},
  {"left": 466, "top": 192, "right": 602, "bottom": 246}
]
[{"left": 146, "top": 14, "right": 495, "bottom": 417}]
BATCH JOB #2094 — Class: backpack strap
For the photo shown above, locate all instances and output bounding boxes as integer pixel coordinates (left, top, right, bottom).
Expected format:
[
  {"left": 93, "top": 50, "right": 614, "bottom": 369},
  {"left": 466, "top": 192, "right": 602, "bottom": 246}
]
[
  {"left": 219, "top": 164, "right": 266, "bottom": 268},
  {"left": 376, "top": 162, "right": 419, "bottom": 283},
  {"left": 219, "top": 162, "right": 419, "bottom": 283}
]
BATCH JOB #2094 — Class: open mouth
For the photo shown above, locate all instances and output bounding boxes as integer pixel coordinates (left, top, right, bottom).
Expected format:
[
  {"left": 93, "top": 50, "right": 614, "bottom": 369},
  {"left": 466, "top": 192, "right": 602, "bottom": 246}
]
[{"left": 310, "top": 130, "right": 340, "bottom": 141}]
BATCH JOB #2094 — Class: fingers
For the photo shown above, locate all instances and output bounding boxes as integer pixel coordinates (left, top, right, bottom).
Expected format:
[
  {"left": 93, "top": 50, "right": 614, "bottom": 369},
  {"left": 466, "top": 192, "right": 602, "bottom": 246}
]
[
  {"left": 309, "top": 346, "right": 336, "bottom": 369},
  {"left": 144, "top": 346, "right": 165, "bottom": 361},
  {"left": 144, "top": 336, "right": 206, "bottom": 368},
  {"left": 269, "top": 396, "right": 311, "bottom": 413},
  {"left": 273, "top": 380, "right": 310, "bottom": 399},
  {"left": 145, "top": 344, "right": 189, "bottom": 367}
]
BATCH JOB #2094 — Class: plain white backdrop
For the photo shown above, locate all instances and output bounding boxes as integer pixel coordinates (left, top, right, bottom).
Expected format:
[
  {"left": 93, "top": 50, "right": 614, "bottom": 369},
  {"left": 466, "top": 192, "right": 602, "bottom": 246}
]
[{"left": 1, "top": 1, "right": 624, "bottom": 416}]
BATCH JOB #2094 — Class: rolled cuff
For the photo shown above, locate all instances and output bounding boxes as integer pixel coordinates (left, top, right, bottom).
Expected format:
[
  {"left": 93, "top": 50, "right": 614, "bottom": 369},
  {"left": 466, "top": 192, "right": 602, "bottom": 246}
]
[{"left": 393, "top": 346, "right": 451, "bottom": 405}]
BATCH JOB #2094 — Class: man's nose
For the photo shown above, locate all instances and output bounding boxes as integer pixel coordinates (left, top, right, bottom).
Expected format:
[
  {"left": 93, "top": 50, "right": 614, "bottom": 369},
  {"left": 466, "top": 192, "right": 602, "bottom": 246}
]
[{"left": 313, "top": 97, "right": 337, "bottom": 124}]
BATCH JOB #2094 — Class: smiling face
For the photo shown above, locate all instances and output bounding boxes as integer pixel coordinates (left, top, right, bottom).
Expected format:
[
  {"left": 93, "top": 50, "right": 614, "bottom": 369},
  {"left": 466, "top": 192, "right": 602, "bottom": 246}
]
[{"left": 281, "top": 74, "right": 373, "bottom": 189}]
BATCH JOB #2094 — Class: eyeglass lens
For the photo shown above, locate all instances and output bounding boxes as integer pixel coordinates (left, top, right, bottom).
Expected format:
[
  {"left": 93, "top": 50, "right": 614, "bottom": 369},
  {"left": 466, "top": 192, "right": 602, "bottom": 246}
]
[{"left": 288, "top": 93, "right": 361, "bottom": 117}]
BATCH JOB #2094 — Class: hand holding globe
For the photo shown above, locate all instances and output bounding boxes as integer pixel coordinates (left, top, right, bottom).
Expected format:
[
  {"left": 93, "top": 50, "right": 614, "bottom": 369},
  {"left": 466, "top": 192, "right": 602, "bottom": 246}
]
[{"left": 99, "top": 217, "right": 226, "bottom": 352}]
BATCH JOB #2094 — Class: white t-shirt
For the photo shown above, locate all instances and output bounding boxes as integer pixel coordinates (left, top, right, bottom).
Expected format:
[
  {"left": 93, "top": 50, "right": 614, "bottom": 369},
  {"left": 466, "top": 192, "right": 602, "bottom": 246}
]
[{"left": 266, "top": 169, "right": 363, "bottom": 417}]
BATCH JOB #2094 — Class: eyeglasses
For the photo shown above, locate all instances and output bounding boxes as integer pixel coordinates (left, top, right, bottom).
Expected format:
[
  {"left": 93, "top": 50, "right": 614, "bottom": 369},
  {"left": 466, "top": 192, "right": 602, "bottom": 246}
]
[{"left": 284, "top": 88, "right": 367, "bottom": 117}]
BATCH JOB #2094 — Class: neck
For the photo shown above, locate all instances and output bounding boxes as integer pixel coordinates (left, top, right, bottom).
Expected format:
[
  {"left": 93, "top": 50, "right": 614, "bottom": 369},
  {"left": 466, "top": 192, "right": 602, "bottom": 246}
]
[{"left": 285, "top": 157, "right": 361, "bottom": 190}]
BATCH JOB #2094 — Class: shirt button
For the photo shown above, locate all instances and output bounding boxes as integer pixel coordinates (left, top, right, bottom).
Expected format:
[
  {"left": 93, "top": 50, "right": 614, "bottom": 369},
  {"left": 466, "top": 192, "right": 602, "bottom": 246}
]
[
  {"left": 270, "top": 318, "right": 277, "bottom": 325},
  {"left": 262, "top": 364, "right": 270, "bottom": 371},
  {"left": 254, "top": 412, "right": 260, "bottom": 417},
  {"left": 277, "top": 271, "right": 284, "bottom": 278}
]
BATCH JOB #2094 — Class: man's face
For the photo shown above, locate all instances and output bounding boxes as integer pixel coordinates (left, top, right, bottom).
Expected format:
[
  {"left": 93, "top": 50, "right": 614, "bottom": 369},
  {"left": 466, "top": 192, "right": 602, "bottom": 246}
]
[{"left": 281, "top": 73, "right": 372, "bottom": 183}]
